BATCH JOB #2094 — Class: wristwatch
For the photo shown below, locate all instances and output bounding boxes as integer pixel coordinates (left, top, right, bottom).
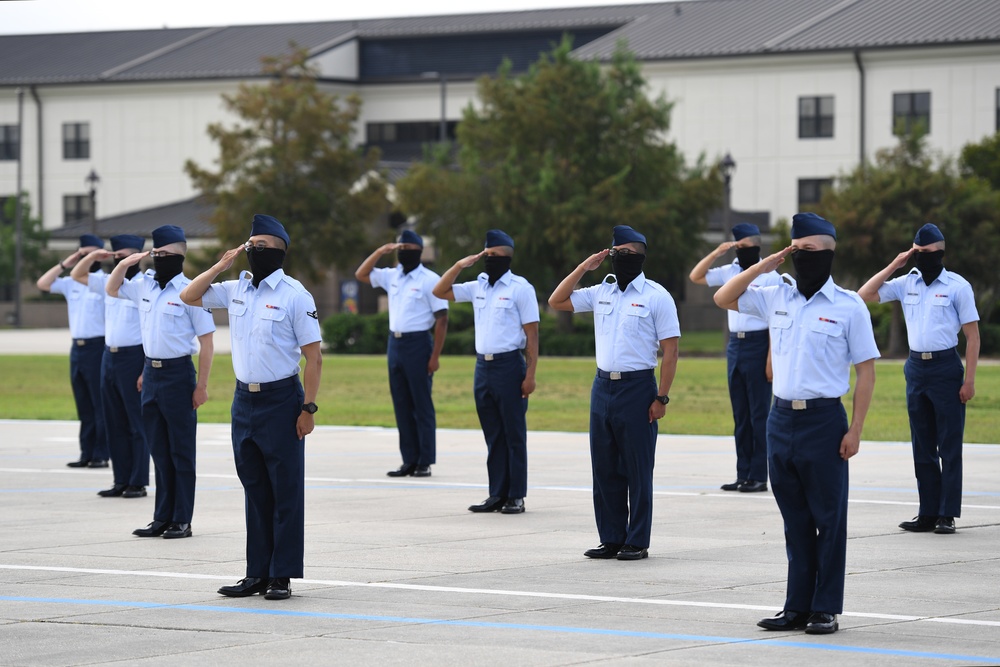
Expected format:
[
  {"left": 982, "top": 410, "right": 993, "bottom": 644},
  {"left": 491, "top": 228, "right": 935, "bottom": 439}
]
[
  {"left": 655, "top": 395, "right": 670, "bottom": 405},
  {"left": 301, "top": 402, "right": 318, "bottom": 414}
]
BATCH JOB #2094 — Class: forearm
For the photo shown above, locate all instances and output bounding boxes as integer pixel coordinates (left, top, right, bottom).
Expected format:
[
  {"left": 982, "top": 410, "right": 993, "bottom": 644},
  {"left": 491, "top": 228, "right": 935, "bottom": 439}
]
[
  {"left": 301, "top": 343, "right": 322, "bottom": 403},
  {"left": 688, "top": 252, "right": 719, "bottom": 285},
  {"left": 196, "top": 338, "right": 214, "bottom": 388},
  {"left": 180, "top": 268, "right": 221, "bottom": 306},
  {"left": 105, "top": 263, "right": 129, "bottom": 297},
  {"left": 857, "top": 266, "right": 894, "bottom": 303},
  {"left": 354, "top": 250, "right": 383, "bottom": 284},
  {"left": 69, "top": 256, "right": 96, "bottom": 285},
  {"left": 658, "top": 339, "right": 679, "bottom": 395},
  {"left": 548, "top": 265, "right": 587, "bottom": 310},
  {"left": 964, "top": 331, "right": 980, "bottom": 383},
  {"left": 849, "top": 362, "right": 876, "bottom": 435},
  {"left": 432, "top": 264, "right": 463, "bottom": 300},
  {"left": 523, "top": 324, "right": 539, "bottom": 379},
  {"left": 36, "top": 263, "right": 63, "bottom": 292},
  {"left": 431, "top": 314, "right": 448, "bottom": 360},
  {"left": 713, "top": 265, "right": 762, "bottom": 310}
]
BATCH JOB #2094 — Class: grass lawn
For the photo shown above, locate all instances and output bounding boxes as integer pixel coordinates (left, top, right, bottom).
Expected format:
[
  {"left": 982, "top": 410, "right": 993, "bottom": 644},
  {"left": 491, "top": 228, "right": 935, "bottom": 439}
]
[{"left": 1, "top": 354, "right": 997, "bottom": 443}]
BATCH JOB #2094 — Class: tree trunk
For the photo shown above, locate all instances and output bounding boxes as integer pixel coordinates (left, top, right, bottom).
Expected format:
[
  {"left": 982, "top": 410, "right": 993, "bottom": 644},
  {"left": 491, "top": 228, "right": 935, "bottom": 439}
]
[{"left": 887, "top": 301, "right": 907, "bottom": 358}]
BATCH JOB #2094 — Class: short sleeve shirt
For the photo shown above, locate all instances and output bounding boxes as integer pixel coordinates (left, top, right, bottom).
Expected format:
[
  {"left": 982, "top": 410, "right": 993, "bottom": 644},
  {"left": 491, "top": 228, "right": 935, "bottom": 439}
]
[
  {"left": 49, "top": 274, "right": 106, "bottom": 339},
  {"left": 89, "top": 272, "right": 142, "bottom": 348},
  {"left": 369, "top": 264, "right": 449, "bottom": 333},
  {"left": 877, "top": 268, "right": 979, "bottom": 352},
  {"left": 738, "top": 278, "right": 880, "bottom": 400},
  {"left": 705, "top": 259, "right": 784, "bottom": 332},
  {"left": 117, "top": 270, "right": 215, "bottom": 359},
  {"left": 202, "top": 269, "right": 322, "bottom": 383},
  {"left": 570, "top": 273, "right": 681, "bottom": 372},
  {"left": 451, "top": 271, "right": 539, "bottom": 355}
]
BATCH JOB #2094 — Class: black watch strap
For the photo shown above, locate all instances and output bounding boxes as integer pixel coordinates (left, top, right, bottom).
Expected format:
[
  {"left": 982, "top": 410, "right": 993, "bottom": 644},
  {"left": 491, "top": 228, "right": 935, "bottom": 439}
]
[
  {"left": 302, "top": 402, "right": 318, "bottom": 414},
  {"left": 656, "top": 394, "right": 670, "bottom": 405}
]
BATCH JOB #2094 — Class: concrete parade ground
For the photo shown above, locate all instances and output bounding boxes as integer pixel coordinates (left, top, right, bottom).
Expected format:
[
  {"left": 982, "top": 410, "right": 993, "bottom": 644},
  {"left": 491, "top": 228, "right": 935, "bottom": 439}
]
[{"left": 0, "top": 417, "right": 999, "bottom": 666}]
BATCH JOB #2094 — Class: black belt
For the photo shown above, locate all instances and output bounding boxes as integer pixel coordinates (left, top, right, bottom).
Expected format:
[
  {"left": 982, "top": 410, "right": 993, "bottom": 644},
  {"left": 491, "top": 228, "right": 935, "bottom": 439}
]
[
  {"left": 476, "top": 350, "right": 521, "bottom": 362},
  {"left": 144, "top": 355, "right": 191, "bottom": 369},
  {"left": 74, "top": 336, "right": 105, "bottom": 347},
  {"left": 774, "top": 397, "right": 841, "bottom": 410},
  {"left": 236, "top": 375, "right": 298, "bottom": 393},
  {"left": 106, "top": 344, "right": 142, "bottom": 353},
  {"left": 390, "top": 331, "right": 428, "bottom": 339},
  {"left": 597, "top": 368, "right": 655, "bottom": 381},
  {"left": 730, "top": 330, "right": 768, "bottom": 340},
  {"left": 909, "top": 347, "right": 957, "bottom": 361}
]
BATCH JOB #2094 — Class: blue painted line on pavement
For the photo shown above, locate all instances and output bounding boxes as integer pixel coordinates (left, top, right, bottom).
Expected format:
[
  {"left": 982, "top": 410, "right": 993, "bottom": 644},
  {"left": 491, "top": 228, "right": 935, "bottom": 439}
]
[{"left": 2, "top": 595, "right": 998, "bottom": 664}]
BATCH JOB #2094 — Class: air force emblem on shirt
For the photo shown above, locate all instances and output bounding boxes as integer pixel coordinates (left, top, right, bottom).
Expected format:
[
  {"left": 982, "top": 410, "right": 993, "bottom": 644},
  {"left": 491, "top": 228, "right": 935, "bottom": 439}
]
[{"left": 307, "top": 310, "right": 318, "bottom": 319}]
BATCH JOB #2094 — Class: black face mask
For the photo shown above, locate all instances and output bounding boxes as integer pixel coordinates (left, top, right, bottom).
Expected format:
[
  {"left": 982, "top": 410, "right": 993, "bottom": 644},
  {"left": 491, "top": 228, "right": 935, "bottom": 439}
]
[
  {"left": 612, "top": 253, "right": 645, "bottom": 291},
  {"left": 791, "top": 249, "right": 834, "bottom": 300},
  {"left": 914, "top": 250, "right": 944, "bottom": 286},
  {"left": 247, "top": 247, "right": 286, "bottom": 288},
  {"left": 114, "top": 257, "right": 140, "bottom": 281},
  {"left": 736, "top": 246, "right": 761, "bottom": 271},
  {"left": 484, "top": 255, "right": 512, "bottom": 286},
  {"left": 397, "top": 248, "right": 422, "bottom": 274},
  {"left": 153, "top": 255, "right": 185, "bottom": 290}
]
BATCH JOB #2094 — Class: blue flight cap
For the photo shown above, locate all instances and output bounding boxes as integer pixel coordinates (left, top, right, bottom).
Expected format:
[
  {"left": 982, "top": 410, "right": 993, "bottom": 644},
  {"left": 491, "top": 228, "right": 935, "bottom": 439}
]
[
  {"left": 110, "top": 235, "right": 145, "bottom": 252},
  {"left": 398, "top": 229, "right": 423, "bottom": 248},
  {"left": 731, "top": 223, "right": 760, "bottom": 241},
  {"left": 485, "top": 229, "right": 514, "bottom": 249},
  {"left": 612, "top": 225, "right": 646, "bottom": 246},
  {"left": 914, "top": 223, "right": 945, "bottom": 246},
  {"left": 79, "top": 234, "right": 104, "bottom": 249},
  {"left": 791, "top": 212, "right": 836, "bottom": 240},
  {"left": 151, "top": 225, "right": 186, "bottom": 248},
  {"left": 251, "top": 214, "right": 290, "bottom": 248}
]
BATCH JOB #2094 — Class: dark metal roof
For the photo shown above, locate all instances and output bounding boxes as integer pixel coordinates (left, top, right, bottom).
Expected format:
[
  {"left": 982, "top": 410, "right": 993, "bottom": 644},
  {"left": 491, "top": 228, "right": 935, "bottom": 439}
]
[
  {"left": 2, "top": 0, "right": 999, "bottom": 86},
  {"left": 48, "top": 198, "right": 216, "bottom": 240}
]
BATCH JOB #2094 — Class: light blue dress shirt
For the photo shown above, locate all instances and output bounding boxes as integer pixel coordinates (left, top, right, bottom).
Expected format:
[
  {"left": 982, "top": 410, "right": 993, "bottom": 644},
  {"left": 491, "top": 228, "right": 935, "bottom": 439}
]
[
  {"left": 570, "top": 273, "right": 681, "bottom": 372},
  {"left": 705, "top": 260, "right": 784, "bottom": 332},
  {"left": 739, "top": 278, "right": 880, "bottom": 400},
  {"left": 877, "top": 268, "right": 979, "bottom": 353},
  {"left": 88, "top": 272, "right": 142, "bottom": 348},
  {"left": 50, "top": 275, "right": 106, "bottom": 339},
  {"left": 116, "top": 270, "right": 215, "bottom": 359},
  {"left": 370, "top": 264, "right": 449, "bottom": 333},
  {"left": 452, "top": 270, "right": 539, "bottom": 355},
  {"left": 202, "top": 269, "right": 322, "bottom": 384}
]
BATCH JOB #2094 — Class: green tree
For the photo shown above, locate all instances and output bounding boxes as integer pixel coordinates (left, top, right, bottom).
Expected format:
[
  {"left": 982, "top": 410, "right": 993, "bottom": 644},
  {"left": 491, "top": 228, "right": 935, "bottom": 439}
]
[
  {"left": 185, "top": 46, "right": 387, "bottom": 279},
  {"left": 960, "top": 130, "right": 1000, "bottom": 190},
  {"left": 0, "top": 194, "right": 52, "bottom": 290},
  {"left": 396, "top": 38, "right": 722, "bottom": 316}
]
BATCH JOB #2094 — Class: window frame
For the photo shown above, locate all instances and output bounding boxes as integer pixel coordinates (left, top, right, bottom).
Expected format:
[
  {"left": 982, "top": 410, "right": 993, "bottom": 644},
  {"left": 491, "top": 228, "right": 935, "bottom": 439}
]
[
  {"left": 798, "top": 95, "right": 835, "bottom": 139},
  {"left": 62, "top": 122, "right": 91, "bottom": 160},
  {"left": 797, "top": 178, "right": 834, "bottom": 210},
  {"left": 0, "top": 125, "right": 19, "bottom": 161},
  {"left": 892, "top": 92, "right": 931, "bottom": 135},
  {"left": 63, "top": 194, "right": 93, "bottom": 224}
]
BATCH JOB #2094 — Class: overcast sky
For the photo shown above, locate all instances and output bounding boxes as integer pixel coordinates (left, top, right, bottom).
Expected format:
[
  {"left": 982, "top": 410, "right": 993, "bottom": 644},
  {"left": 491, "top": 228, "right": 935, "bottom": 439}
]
[{"left": 2, "top": 0, "right": 663, "bottom": 35}]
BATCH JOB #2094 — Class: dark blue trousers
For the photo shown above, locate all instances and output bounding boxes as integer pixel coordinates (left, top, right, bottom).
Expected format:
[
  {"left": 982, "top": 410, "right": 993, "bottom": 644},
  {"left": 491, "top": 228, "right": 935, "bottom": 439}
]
[
  {"left": 141, "top": 357, "right": 197, "bottom": 524},
  {"left": 589, "top": 372, "right": 658, "bottom": 549},
  {"left": 473, "top": 352, "right": 528, "bottom": 499},
  {"left": 727, "top": 332, "right": 771, "bottom": 482},
  {"left": 101, "top": 346, "right": 148, "bottom": 487},
  {"left": 231, "top": 377, "right": 305, "bottom": 579},
  {"left": 387, "top": 333, "right": 436, "bottom": 466},
  {"left": 70, "top": 337, "right": 107, "bottom": 462},
  {"left": 767, "top": 402, "right": 849, "bottom": 615},
  {"left": 904, "top": 349, "right": 966, "bottom": 518}
]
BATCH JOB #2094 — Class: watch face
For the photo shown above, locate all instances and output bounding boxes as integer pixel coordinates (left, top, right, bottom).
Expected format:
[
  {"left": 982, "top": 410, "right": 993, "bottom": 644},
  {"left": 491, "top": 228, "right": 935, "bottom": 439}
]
[{"left": 303, "top": 403, "right": 318, "bottom": 414}]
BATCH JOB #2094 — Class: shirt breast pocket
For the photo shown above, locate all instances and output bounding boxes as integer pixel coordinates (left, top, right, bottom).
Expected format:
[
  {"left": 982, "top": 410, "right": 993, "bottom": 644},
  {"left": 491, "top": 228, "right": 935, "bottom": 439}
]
[
  {"left": 623, "top": 305, "right": 651, "bottom": 334},
  {"left": 229, "top": 301, "right": 248, "bottom": 339},
  {"left": 931, "top": 294, "right": 951, "bottom": 323},
  {"left": 769, "top": 315, "right": 793, "bottom": 353},
  {"left": 595, "top": 301, "right": 614, "bottom": 335},
  {"left": 253, "top": 307, "right": 287, "bottom": 343},
  {"left": 808, "top": 319, "right": 844, "bottom": 354}
]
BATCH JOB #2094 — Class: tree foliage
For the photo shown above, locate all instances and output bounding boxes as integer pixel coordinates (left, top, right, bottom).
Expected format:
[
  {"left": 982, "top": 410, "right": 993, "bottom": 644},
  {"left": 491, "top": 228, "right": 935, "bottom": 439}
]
[
  {"left": 960, "top": 130, "right": 1000, "bottom": 190},
  {"left": 185, "top": 46, "right": 387, "bottom": 279},
  {"left": 0, "top": 194, "right": 52, "bottom": 288},
  {"left": 396, "top": 37, "right": 722, "bottom": 296}
]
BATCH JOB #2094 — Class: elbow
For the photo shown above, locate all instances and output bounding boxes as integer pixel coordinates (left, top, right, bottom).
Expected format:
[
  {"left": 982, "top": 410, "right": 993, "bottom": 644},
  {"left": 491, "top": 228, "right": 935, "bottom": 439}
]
[
  {"left": 179, "top": 288, "right": 192, "bottom": 305},
  {"left": 712, "top": 291, "right": 728, "bottom": 309}
]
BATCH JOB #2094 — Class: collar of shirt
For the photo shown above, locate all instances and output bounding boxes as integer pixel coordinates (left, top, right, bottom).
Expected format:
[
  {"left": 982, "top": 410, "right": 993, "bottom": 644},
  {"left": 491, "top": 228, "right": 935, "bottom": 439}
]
[
  {"left": 602, "top": 271, "right": 648, "bottom": 294},
  {"left": 908, "top": 266, "right": 951, "bottom": 285},
  {"left": 477, "top": 269, "right": 512, "bottom": 286},
  {"left": 260, "top": 267, "right": 286, "bottom": 290},
  {"left": 795, "top": 275, "right": 836, "bottom": 303}
]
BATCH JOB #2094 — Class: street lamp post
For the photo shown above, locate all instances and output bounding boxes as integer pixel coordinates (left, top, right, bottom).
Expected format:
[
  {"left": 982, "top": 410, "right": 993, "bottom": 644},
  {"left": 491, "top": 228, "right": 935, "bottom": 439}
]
[
  {"left": 420, "top": 71, "right": 448, "bottom": 143},
  {"left": 85, "top": 168, "right": 100, "bottom": 236},
  {"left": 720, "top": 152, "right": 736, "bottom": 232}
]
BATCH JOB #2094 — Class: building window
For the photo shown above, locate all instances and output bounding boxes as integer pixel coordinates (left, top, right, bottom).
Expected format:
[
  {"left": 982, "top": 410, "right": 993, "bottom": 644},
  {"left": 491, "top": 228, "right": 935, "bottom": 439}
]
[
  {"left": 798, "top": 178, "right": 833, "bottom": 209},
  {"left": 798, "top": 96, "right": 834, "bottom": 138},
  {"left": 63, "top": 194, "right": 92, "bottom": 224},
  {"left": 893, "top": 92, "right": 930, "bottom": 135},
  {"left": 63, "top": 122, "right": 90, "bottom": 159},
  {"left": 0, "top": 125, "right": 19, "bottom": 161},
  {"left": 367, "top": 120, "right": 458, "bottom": 144}
]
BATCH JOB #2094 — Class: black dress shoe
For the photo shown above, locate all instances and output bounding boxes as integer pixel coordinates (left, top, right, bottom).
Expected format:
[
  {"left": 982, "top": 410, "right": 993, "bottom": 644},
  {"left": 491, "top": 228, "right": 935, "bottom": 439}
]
[
  {"left": 162, "top": 523, "right": 192, "bottom": 539},
  {"left": 122, "top": 485, "right": 147, "bottom": 498},
  {"left": 67, "top": 459, "right": 90, "bottom": 468},
  {"left": 500, "top": 498, "right": 525, "bottom": 514},
  {"left": 218, "top": 577, "right": 269, "bottom": 597},
  {"left": 616, "top": 545, "right": 648, "bottom": 560},
  {"left": 413, "top": 466, "right": 432, "bottom": 477},
  {"left": 739, "top": 480, "right": 768, "bottom": 493},
  {"left": 387, "top": 464, "right": 417, "bottom": 477},
  {"left": 265, "top": 578, "right": 291, "bottom": 600},
  {"left": 468, "top": 496, "right": 505, "bottom": 512},
  {"left": 934, "top": 517, "right": 956, "bottom": 534},
  {"left": 899, "top": 515, "right": 938, "bottom": 532},
  {"left": 804, "top": 612, "right": 839, "bottom": 634},
  {"left": 757, "top": 610, "right": 810, "bottom": 631},
  {"left": 87, "top": 459, "right": 109, "bottom": 468},
  {"left": 97, "top": 484, "right": 127, "bottom": 497},
  {"left": 584, "top": 543, "right": 623, "bottom": 559},
  {"left": 132, "top": 520, "right": 169, "bottom": 537},
  {"left": 720, "top": 479, "right": 746, "bottom": 491}
]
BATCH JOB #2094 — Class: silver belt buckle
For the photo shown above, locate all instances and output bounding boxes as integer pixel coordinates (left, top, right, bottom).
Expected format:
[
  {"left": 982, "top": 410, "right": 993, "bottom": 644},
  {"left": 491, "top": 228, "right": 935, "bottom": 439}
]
[
  {"left": 921, "top": 352, "right": 933, "bottom": 360},
  {"left": 791, "top": 399, "right": 807, "bottom": 410},
  {"left": 393, "top": 331, "right": 402, "bottom": 338},
  {"left": 483, "top": 353, "right": 494, "bottom": 361},
  {"left": 151, "top": 360, "right": 163, "bottom": 369},
  {"left": 76, "top": 339, "right": 86, "bottom": 346},
  {"left": 610, "top": 371, "right": 622, "bottom": 380},
  {"left": 736, "top": 331, "right": 746, "bottom": 339},
  {"left": 109, "top": 347, "right": 119, "bottom": 353},
  {"left": 248, "top": 383, "right": 261, "bottom": 393}
]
